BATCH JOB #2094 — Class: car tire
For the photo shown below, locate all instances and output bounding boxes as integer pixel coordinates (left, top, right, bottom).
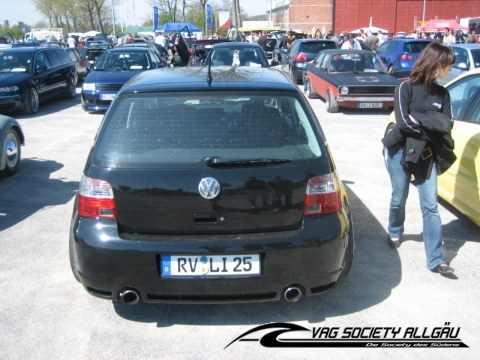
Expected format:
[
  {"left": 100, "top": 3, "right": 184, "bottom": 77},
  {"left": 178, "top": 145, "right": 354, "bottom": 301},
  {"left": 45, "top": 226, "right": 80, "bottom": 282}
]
[
  {"left": 65, "top": 76, "right": 77, "bottom": 99},
  {"left": 1, "top": 128, "right": 21, "bottom": 176},
  {"left": 69, "top": 230, "right": 81, "bottom": 282},
  {"left": 340, "top": 209, "right": 354, "bottom": 278},
  {"left": 23, "top": 87, "right": 40, "bottom": 115},
  {"left": 326, "top": 90, "right": 339, "bottom": 113},
  {"left": 290, "top": 67, "right": 300, "bottom": 84},
  {"left": 307, "top": 80, "right": 317, "bottom": 99}
]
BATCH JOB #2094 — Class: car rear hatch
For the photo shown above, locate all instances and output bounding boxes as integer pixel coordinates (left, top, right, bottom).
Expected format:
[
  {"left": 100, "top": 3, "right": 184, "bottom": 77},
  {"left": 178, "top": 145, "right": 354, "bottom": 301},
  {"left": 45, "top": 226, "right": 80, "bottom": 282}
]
[
  {"left": 82, "top": 91, "right": 336, "bottom": 235},
  {"left": 299, "top": 41, "right": 337, "bottom": 61},
  {"left": 101, "top": 163, "right": 321, "bottom": 234}
]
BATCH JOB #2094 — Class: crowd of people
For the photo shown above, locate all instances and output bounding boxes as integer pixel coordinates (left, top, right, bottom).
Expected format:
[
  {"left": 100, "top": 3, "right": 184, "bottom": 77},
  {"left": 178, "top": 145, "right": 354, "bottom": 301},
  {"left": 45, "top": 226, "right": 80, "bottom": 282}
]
[{"left": 264, "top": 25, "right": 480, "bottom": 52}]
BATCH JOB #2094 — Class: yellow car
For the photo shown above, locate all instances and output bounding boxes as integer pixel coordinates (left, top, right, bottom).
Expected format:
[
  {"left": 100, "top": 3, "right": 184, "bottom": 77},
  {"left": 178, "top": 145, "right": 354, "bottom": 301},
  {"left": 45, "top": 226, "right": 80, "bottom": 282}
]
[{"left": 385, "top": 68, "right": 480, "bottom": 227}]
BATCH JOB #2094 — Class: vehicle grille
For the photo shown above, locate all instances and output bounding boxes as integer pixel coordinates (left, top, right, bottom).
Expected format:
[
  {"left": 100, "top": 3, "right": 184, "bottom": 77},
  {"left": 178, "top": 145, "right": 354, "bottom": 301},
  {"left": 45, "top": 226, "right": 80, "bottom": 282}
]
[
  {"left": 97, "top": 84, "right": 123, "bottom": 91},
  {"left": 347, "top": 86, "right": 396, "bottom": 95}
]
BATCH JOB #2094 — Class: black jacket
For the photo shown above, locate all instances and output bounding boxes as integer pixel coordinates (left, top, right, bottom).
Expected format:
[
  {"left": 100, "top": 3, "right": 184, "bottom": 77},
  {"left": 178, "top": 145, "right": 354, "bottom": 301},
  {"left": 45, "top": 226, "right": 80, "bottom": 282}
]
[{"left": 382, "top": 81, "right": 456, "bottom": 178}]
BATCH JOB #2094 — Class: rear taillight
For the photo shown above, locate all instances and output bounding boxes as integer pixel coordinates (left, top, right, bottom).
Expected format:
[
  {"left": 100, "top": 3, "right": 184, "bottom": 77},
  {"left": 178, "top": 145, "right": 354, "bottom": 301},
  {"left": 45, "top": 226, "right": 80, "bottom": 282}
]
[
  {"left": 303, "top": 174, "right": 342, "bottom": 215},
  {"left": 399, "top": 53, "right": 414, "bottom": 61},
  {"left": 293, "top": 53, "right": 308, "bottom": 62},
  {"left": 77, "top": 175, "right": 117, "bottom": 219}
]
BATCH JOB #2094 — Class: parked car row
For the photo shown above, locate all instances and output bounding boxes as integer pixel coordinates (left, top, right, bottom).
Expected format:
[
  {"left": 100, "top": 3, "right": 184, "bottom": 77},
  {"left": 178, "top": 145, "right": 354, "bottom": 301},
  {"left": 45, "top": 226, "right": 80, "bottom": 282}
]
[{"left": 3, "top": 33, "right": 479, "bottom": 257}]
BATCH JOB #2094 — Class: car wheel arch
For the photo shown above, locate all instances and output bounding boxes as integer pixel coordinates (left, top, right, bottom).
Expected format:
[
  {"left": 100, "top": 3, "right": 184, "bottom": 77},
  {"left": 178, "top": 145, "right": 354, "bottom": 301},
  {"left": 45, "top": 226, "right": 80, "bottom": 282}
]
[
  {"left": 326, "top": 90, "right": 339, "bottom": 113},
  {"left": 1, "top": 126, "right": 22, "bottom": 176}
]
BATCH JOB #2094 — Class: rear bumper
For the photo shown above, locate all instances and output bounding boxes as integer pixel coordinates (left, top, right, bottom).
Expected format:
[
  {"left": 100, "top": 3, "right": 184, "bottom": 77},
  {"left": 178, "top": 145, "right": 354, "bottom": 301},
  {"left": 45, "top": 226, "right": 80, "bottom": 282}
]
[{"left": 71, "top": 213, "right": 352, "bottom": 304}]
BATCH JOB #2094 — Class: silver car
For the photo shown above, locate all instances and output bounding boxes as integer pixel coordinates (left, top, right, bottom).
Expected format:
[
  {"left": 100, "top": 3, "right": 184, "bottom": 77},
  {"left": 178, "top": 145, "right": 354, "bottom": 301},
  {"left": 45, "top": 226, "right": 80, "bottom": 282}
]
[{"left": 437, "top": 44, "right": 480, "bottom": 85}]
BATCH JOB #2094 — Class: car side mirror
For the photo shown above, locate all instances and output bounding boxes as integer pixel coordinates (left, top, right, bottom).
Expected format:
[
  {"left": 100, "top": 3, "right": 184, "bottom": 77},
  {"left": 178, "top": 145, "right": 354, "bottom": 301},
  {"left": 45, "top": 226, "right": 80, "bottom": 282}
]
[{"left": 455, "top": 62, "right": 468, "bottom": 70}]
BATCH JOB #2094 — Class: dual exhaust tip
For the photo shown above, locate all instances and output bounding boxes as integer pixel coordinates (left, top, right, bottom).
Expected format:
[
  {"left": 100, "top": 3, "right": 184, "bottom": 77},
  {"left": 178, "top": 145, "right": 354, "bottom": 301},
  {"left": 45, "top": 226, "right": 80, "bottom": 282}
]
[{"left": 118, "top": 285, "right": 303, "bottom": 305}]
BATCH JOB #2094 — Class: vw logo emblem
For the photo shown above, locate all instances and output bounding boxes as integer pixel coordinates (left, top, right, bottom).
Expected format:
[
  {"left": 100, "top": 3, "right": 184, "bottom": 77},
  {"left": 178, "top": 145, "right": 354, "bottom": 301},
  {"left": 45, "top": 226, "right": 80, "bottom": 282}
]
[{"left": 198, "top": 177, "right": 221, "bottom": 199}]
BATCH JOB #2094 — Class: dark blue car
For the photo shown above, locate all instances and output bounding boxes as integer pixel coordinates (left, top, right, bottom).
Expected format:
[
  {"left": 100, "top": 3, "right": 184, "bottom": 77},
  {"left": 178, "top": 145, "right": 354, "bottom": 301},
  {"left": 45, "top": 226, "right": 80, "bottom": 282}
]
[
  {"left": 0, "top": 47, "right": 77, "bottom": 114},
  {"left": 280, "top": 39, "right": 337, "bottom": 84},
  {"left": 80, "top": 45, "right": 165, "bottom": 112}
]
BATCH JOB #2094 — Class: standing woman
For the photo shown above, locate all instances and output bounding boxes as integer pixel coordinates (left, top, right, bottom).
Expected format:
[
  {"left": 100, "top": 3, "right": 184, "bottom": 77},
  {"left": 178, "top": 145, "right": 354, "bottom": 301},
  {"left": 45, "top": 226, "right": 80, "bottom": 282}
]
[{"left": 382, "top": 42, "right": 456, "bottom": 275}]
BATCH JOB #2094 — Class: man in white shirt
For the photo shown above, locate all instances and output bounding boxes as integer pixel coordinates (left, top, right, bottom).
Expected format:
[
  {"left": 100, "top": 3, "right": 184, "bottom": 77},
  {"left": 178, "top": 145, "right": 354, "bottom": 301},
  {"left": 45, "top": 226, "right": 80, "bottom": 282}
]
[
  {"left": 341, "top": 33, "right": 362, "bottom": 49},
  {"left": 155, "top": 31, "right": 166, "bottom": 47},
  {"left": 442, "top": 28, "right": 456, "bottom": 45},
  {"left": 67, "top": 35, "right": 76, "bottom": 48}
]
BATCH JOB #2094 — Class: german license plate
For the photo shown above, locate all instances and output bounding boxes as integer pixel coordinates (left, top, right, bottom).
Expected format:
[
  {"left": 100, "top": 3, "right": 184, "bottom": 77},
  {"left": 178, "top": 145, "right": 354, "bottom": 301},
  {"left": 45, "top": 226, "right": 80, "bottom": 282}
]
[
  {"left": 100, "top": 93, "right": 116, "bottom": 101},
  {"left": 161, "top": 254, "right": 261, "bottom": 277},
  {"left": 359, "top": 102, "right": 382, "bottom": 108}
]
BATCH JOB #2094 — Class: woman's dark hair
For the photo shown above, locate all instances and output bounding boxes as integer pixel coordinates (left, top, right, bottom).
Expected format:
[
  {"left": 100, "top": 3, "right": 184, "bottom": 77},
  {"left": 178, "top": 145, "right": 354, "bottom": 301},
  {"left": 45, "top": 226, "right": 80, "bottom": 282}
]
[{"left": 410, "top": 42, "right": 456, "bottom": 87}]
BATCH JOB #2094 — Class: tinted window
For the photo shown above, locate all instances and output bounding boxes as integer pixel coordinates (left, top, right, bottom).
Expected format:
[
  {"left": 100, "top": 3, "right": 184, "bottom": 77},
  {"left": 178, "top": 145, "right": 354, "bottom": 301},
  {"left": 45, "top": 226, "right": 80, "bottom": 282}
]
[
  {"left": 35, "top": 51, "right": 51, "bottom": 67},
  {"left": 451, "top": 47, "right": 470, "bottom": 69},
  {"left": 95, "top": 51, "right": 150, "bottom": 70},
  {"left": 472, "top": 49, "right": 480, "bottom": 68},
  {"left": 299, "top": 42, "right": 336, "bottom": 53},
  {"left": 403, "top": 42, "right": 430, "bottom": 53},
  {"left": 376, "top": 41, "right": 397, "bottom": 54},
  {"left": 94, "top": 91, "right": 322, "bottom": 168},
  {"left": 448, "top": 74, "right": 480, "bottom": 121},
  {"left": 314, "top": 53, "right": 325, "bottom": 68},
  {"left": 55, "top": 49, "right": 72, "bottom": 64},
  {"left": 67, "top": 49, "right": 80, "bottom": 62},
  {"left": 45, "top": 50, "right": 62, "bottom": 66},
  {"left": 0, "top": 51, "right": 32, "bottom": 72}
]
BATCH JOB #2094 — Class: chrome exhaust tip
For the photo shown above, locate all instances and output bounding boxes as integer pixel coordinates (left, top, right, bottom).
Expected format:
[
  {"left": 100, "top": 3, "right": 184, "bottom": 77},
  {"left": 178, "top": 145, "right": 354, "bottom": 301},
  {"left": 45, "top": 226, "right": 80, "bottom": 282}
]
[
  {"left": 283, "top": 286, "right": 303, "bottom": 303},
  {"left": 119, "top": 289, "right": 140, "bottom": 305}
]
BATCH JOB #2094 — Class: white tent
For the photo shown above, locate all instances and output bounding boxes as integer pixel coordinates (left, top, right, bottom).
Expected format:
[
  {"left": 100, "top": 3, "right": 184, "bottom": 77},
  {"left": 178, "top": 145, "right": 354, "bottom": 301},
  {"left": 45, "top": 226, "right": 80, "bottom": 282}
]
[{"left": 350, "top": 26, "right": 389, "bottom": 35}]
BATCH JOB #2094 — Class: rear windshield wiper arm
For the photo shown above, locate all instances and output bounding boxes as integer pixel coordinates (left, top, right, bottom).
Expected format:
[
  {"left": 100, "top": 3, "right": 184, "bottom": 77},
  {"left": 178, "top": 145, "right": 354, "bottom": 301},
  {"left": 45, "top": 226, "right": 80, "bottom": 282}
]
[{"left": 205, "top": 156, "right": 291, "bottom": 167}]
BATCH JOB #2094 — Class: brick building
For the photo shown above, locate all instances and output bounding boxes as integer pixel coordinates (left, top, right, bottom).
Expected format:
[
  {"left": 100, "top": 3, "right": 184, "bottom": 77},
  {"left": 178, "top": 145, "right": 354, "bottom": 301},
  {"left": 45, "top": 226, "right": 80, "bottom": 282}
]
[{"left": 268, "top": 0, "right": 480, "bottom": 34}]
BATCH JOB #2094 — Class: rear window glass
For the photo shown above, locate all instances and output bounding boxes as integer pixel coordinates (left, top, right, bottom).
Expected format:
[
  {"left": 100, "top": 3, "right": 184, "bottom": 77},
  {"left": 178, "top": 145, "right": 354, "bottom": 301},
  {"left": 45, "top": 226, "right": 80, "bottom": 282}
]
[
  {"left": 299, "top": 42, "right": 336, "bottom": 53},
  {"left": 404, "top": 42, "right": 430, "bottom": 53},
  {"left": 472, "top": 49, "right": 480, "bottom": 68},
  {"left": 93, "top": 91, "right": 323, "bottom": 168}
]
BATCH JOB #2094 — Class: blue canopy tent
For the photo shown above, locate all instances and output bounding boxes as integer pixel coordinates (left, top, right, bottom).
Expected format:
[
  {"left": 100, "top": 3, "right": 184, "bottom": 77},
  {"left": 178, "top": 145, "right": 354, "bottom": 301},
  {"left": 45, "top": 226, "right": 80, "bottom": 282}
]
[{"left": 155, "top": 22, "right": 202, "bottom": 33}]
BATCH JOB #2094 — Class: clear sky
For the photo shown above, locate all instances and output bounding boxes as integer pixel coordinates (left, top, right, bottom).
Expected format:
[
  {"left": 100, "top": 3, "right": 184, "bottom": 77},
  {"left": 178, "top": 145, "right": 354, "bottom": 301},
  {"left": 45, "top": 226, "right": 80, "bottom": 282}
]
[{"left": 2, "top": 0, "right": 269, "bottom": 27}]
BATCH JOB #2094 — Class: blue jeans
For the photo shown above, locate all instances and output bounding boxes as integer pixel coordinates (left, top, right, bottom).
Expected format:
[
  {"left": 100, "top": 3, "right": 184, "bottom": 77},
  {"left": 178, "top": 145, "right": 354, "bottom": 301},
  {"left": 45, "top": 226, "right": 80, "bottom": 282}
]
[{"left": 386, "top": 144, "right": 445, "bottom": 270}]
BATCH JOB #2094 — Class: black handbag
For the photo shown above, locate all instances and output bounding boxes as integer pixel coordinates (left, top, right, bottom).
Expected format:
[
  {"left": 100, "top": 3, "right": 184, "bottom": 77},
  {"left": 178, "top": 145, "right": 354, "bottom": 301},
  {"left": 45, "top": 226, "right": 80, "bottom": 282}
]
[{"left": 401, "top": 137, "right": 433, "bottom": 178}]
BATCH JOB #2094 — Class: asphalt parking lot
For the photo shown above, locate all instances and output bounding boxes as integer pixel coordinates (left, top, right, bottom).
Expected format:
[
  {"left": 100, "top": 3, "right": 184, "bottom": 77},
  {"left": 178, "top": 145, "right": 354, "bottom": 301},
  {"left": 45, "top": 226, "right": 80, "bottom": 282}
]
[{"left": 0, "top": 85, "right": 479, "bottom": 360}]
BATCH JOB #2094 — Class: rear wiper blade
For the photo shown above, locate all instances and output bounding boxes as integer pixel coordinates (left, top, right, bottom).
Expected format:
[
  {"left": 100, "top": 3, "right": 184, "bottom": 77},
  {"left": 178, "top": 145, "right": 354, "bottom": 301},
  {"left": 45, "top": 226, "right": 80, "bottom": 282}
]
[{"left": 204, "top": 156, "right": 291, "bottom": 167}]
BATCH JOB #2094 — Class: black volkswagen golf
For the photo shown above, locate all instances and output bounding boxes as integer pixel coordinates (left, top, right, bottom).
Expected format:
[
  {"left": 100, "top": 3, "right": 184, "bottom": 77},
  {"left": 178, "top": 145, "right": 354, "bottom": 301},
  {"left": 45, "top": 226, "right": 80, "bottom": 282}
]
[{"left": 70, "top": 66, "right": 354, "bottom": 305}]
